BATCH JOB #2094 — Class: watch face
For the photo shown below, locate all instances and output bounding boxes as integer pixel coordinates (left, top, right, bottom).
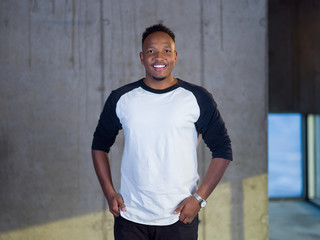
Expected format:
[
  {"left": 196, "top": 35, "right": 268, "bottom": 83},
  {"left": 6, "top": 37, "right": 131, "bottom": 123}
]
[{"left": 201, "top": 201, "right": 207, "bottom": 208}]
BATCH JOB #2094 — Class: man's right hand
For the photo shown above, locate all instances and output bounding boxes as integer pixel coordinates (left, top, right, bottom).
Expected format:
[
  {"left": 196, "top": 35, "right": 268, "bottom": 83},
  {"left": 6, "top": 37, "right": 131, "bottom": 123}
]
[
  {"left": 92, "top": 150, "right": 126, "bottom": 217},
  {"left": 107, "top": 192, "right": 126, "bottom": 217}
]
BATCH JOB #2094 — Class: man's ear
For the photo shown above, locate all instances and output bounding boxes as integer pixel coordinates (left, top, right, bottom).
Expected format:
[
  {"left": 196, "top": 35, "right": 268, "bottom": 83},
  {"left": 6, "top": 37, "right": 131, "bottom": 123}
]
[
  {"left": 174, "top": 51, "right": 178, "bottom": 64},
  {"left": 139, "top": 52, "right": 144, "bottom": 65}
]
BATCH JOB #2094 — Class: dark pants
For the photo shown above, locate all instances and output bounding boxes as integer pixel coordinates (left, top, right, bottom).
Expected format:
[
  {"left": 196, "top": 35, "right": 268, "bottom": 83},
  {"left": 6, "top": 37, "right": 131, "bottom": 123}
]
[{"left": 114, "top": 215, "right": 199, "bottom": 240}]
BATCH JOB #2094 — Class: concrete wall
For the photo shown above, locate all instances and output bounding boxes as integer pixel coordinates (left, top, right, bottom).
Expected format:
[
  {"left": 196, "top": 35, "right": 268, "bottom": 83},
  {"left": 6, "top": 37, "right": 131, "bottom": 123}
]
[{"left": 0, "top": 1, "right": 267, "bottom": 240}]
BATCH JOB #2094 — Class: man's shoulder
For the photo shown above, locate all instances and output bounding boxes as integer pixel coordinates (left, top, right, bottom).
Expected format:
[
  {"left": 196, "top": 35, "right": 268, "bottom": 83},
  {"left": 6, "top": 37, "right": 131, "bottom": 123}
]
[
  {"left": 178, "top": 79, "right": 213, "bottom": 101},
  {"left": 113, "top": 79, "right": 142, "bottom": 93},
  {"left": 109, "top": 79, "right": 142, "bottom": 99}
]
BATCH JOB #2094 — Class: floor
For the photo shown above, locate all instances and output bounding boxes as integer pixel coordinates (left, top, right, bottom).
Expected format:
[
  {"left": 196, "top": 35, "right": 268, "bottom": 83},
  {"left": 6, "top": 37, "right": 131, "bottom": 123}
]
[{"left": 269, "top": 200, "right": 320, "bottom": 240}]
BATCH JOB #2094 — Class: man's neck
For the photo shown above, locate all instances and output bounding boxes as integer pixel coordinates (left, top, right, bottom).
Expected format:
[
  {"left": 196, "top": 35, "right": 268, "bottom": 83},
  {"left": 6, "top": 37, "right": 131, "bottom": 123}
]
[{"left": 143, "top": 76, "right": 178, "bottom": 90}]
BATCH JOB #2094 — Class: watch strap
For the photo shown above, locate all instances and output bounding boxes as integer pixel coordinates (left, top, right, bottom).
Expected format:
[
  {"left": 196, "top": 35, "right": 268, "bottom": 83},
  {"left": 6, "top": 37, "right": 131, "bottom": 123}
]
[{"left": 193, "top": 193, "right": 207, "bottom": 208}]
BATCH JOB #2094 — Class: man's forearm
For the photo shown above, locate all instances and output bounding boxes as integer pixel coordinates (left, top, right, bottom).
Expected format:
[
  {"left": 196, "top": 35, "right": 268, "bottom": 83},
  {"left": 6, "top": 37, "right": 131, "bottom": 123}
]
[
  {"left": 92, "top": 150, "right": 126, "bottom": 216},
  {"left": 196, "top": 158, "right": 230, "bottom": 200},
  {"left": 174, "top": 158, "right": 230, "bottom": 222},
  {"left": 92, "top": 150, "right": 116, "bottom": 199}
]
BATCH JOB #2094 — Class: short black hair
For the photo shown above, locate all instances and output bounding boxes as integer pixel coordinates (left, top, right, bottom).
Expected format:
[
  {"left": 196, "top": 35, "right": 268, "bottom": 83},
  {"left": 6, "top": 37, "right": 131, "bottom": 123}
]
[{"left": 142, "top": 24, "right": 175, "bottom": 44}]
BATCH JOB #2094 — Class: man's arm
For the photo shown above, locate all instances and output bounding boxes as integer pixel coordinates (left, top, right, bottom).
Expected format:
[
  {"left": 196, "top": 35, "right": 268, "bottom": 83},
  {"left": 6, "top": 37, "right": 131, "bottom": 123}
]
[
  {"left": 174, "top": 157, "right": 230, "bottom": 223},
  {"left": 92, "top": 150, "right": 126, "bottom": 217}
]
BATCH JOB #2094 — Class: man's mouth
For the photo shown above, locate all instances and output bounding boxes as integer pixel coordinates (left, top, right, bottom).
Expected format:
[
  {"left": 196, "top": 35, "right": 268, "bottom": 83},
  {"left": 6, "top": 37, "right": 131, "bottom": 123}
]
[{"left": 153, "top": 64, "right": 166, "bottom": 71}]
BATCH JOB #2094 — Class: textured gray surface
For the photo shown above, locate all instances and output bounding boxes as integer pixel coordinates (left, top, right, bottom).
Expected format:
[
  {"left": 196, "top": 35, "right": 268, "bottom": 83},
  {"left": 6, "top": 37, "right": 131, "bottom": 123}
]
[
  {"left": 0, "top": 0, "right": 267, "bottom": 238},
  {"left": 269, "top": 200, "right": 320, "bottom": 240}
]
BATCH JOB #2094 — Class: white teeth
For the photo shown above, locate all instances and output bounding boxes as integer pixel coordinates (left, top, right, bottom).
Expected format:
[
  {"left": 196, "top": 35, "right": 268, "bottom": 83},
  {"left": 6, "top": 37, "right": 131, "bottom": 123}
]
[{"left": 154, "top": 65, "right": 165, "bottom": 68}]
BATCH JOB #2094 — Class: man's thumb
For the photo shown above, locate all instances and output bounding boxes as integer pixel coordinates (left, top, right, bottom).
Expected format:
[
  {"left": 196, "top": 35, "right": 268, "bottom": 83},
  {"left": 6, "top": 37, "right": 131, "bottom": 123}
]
[
  {"left": 173, "top": 204, "right": 183, "bottom": 214},
  {"left": 118, "top": 197, "right": 126, "bottom": 211}
]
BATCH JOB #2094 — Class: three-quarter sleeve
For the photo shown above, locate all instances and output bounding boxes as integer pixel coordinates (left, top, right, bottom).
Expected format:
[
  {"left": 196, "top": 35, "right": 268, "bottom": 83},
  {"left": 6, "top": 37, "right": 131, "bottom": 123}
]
[
  {"left": 195, "top": 89, "right": 233, "bottom": 161},
  {"left": 91, "top": 91, "right": 122, "bottom": 152}
]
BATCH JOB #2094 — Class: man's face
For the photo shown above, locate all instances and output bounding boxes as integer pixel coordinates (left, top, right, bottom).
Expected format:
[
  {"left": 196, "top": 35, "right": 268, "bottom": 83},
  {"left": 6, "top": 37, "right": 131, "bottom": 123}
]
[{"left": 140, "top": 31, "right": 177, "bottom": 82}]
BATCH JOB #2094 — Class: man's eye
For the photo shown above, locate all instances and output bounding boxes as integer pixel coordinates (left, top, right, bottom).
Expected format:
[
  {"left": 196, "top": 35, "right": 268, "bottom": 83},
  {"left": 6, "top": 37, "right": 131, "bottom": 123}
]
[
  {"left": 147, "top": 50, "right": 154, "bottom": 54},
  {"left": 164, "top": 50, "right": 171, "bottom": 53}
]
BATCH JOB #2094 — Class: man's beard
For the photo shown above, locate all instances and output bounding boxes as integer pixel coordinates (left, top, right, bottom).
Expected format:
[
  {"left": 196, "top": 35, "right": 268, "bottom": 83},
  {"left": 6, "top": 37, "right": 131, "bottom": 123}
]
[{"left": 152, "top": 76, "right": 166, "bottom": 81}]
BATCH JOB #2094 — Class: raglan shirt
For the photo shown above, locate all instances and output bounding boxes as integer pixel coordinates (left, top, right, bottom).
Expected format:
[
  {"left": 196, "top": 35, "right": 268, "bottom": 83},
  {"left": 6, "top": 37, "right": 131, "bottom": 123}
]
[{"left": 92, "top": 79, "right": 232, "bottom": 226}]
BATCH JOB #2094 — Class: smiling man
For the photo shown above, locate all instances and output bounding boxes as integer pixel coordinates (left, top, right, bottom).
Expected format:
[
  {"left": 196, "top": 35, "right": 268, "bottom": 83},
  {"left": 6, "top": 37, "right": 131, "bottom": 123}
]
[
  {"left": 91, "top": 24, "right": 233, "bottom": 240},
  {"left": 140, "top": 30, "right": 177, "bottom": 86}
]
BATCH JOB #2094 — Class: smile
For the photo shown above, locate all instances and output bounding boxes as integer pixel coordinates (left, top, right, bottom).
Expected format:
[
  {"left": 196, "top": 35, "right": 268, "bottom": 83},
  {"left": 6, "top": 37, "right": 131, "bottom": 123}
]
[{"left": 153, "top": 64, "right": 166, "bottom": 71}]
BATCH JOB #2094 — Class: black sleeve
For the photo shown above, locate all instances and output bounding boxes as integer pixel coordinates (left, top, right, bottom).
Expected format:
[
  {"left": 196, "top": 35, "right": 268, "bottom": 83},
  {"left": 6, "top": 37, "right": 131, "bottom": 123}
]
[
  {"left": 91, "top": 91, "right": 122, "bottom": 152},
  {"left": 195, "top": 89, "right": 233, "bottom": 161}
]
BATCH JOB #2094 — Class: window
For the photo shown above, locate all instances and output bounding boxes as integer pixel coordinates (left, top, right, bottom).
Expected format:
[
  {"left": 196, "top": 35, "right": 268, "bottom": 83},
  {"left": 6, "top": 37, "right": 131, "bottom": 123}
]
[
  {"left": 268, "top": 113, "right": 303, "bottom": 198},
  {"left": 307, "top": 115, "right": 320, "bottom": 206},
  {"left": 316, "top": 116, "right": 320, "bottom": 204}
]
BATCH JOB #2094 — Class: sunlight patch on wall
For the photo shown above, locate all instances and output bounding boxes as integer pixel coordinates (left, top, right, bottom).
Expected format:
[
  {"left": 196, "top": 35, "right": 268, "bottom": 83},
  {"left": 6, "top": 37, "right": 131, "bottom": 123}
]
[
  {"left": 199, "top": 182, "right": 231, "bottom": 240},
  {"left": 0, "top": 211, "right": 114, "bottom": 240},
  {"left": 243, "top": 174, "right": 268, "bottom": 240},
  {"left": 1, "top": 177, "right": 268, "bottom": 240}
]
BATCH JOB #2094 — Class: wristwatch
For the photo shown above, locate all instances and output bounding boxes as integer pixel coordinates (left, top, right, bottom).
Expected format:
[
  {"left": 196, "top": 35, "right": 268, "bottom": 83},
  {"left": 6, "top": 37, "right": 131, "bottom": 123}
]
[{"left": 193, "top": 193, "right": 207, "bottom": 208}]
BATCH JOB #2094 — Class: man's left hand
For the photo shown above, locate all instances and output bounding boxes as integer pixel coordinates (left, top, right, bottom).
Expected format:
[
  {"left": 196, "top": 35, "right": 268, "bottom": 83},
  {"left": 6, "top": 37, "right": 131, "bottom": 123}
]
[{"left": 173, "top": 196, "right": 201, "bottom": 224}]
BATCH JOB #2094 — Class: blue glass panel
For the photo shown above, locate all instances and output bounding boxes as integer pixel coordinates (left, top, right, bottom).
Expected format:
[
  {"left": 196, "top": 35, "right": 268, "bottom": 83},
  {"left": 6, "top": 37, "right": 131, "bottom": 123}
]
[
  {"left": 268, "top": 113, "right": 303, "bottom": 198},
  {"left": 315, "top": 116, "right": 320, "bottom": 200}
]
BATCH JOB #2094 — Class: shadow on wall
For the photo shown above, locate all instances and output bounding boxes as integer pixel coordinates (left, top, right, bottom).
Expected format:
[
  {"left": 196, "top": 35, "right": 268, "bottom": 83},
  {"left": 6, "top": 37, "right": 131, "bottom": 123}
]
[{"left": 0, "top": 174, "right": 267, "bottom": 240}]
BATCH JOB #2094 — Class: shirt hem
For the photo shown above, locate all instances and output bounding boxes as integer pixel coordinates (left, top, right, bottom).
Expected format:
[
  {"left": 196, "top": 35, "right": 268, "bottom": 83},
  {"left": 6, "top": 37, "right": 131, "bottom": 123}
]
[{"left": 120, "top": 211, "right": 180, "bottom": 226}]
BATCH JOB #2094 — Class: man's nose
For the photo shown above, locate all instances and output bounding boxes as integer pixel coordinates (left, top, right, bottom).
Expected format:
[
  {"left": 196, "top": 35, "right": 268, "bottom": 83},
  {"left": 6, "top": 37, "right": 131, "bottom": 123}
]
[{"left": 154, "top": 51, "right": 164, "bottom": 59}]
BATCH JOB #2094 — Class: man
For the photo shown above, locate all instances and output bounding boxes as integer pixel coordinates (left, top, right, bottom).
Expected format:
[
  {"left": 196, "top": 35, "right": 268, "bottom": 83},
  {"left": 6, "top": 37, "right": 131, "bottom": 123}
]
[{"left": 91, "top": 24, "right": 232, "bottom": 240}]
